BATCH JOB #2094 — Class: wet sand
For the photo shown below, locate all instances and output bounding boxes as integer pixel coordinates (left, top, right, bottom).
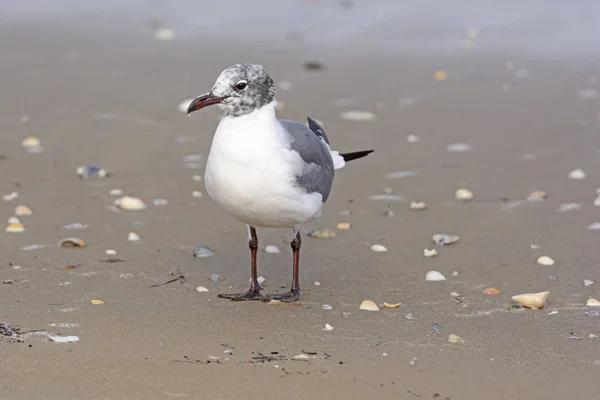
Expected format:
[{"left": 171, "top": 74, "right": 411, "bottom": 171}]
[{"left": 1, "top": 3, "right": 600, "bottom": 399}]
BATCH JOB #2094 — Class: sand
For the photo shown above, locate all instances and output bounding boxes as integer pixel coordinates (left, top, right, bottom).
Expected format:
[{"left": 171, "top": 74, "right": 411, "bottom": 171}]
[{"left": 1, "top": 2, "right": 599, "bottom": 399}]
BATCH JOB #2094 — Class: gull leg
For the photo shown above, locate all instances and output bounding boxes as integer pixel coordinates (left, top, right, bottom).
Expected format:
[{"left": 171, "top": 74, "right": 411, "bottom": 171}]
[
  {"left": 267, "top": 229, "right": 301, "bottom": 302},
  {"left": 218, "top": 226, "right": 266, "bottom": 301}
]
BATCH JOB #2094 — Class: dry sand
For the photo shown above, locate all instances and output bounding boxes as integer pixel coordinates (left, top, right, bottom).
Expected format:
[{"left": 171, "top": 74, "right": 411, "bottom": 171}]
[{"left": 1, "top": 2, "right": 600, "bottom": 399}]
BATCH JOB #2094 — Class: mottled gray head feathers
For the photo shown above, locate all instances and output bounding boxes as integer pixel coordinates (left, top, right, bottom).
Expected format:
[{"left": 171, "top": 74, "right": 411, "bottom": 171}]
[{"left": 211, "top": 63, "right": 276, "bottom": 117}]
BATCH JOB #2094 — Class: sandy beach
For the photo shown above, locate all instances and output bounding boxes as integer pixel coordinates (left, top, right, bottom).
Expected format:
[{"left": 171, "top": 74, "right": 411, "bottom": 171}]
[{"left": 1, "top": 1, "right": 600, "bottom": 399}]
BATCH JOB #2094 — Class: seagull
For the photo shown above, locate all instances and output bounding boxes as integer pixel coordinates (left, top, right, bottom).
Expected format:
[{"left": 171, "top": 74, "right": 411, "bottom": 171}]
[{"left": 186, "top": 63, "right": 373, "bottom": 302}]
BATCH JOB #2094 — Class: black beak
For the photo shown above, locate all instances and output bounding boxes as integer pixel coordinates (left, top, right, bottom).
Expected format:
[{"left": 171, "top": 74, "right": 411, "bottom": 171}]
[{"left": 186, "top": 92, "right": 227, "bottom": 115}]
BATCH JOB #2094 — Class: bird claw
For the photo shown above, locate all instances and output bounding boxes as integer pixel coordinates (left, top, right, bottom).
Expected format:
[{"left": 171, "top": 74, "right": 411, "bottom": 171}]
[
  {"left": 218, "top": 289, "right": 267, "bottom": 302},
  {"left": 266, "top": 289, "right": 300, "bottom": 303}
]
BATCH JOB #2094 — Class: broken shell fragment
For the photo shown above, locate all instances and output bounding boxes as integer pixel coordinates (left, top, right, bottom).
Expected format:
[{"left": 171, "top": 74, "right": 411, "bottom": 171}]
[
  {"left": 568, "top": 169, "right": 586, "bottom": 180},
  {"left": 455, "top": 188, "right": 474, "bottom": 201},
  {"left": 21, "top": 137, "right": 41, "bottom": 148},
  {"left": 511, "top": 291, "right": 549, "bottom": 310},
  {"left": 526, "top": 191, "right": 547, "bottom": 202},
  {"left": 586, "top": 298, "right": 600, "bottom": 307},
  {"left": 264, "top": 245, "right": 280, "bottom": 254},
  {"left": 383, "top": 302, "right": 401, "bottom": 308},
  {"left": 340, "top": 110, "right": 377, "bottom": 122},
  {"left": 307, "top": 228, "right": 336, "bottom": 238},
  {"left": 127, "top": 232, "right": 141, "bottom": 242},
  {"left": 425, "top": 271, "right": 447, "bottom": 281},
  {"left": 323, "top": 324, "right": 334, "bottom": 331},
  {"left": 371, "top": 244, "right": 387, "bottom": 252},
  {"left": 336, "top": 222, "right": 351, "bottom": 230},
  {"left": 91, "top": 299, "right": 104, "bottom": 305},
  {"left": 537, "top": 256, "right": 555, "bottom": 266},
  {"left": 5, "top": 223, "right": 25, "bottom": 233},
  {"left": 76, "top": 165, "right": 108, "bottom": 179},
  {"left": 58, "top": 238, "right": 86, "bottom": 248},
  {"left": 482, "top": 287, "right": 502, "bottom": 295},
  {"left": 424, "top": 249, "right": 438, "bottom": 257},
  {"left": 15, "top": 205, "right": 33, "bottom": 216},
  {"left": 434, "top": 70, "right": 448, "bottom": 81},
  {"left": 196, "top": 286, "right": 210, "bottom": 292},
  {"left": 409, "top": 201, "right": 427, "bottom": 210},
  {"left": 359, "top": 300, "right": 380, "bottom": 311},
  {"left": 432, "top": 234, "right": 459, "bottom": 246},
  {"left": 448, "top": 334, "right": 464, "bottom": 344},
  {"left": 115, "top": 196, "right": 146, "bottom": 211}
]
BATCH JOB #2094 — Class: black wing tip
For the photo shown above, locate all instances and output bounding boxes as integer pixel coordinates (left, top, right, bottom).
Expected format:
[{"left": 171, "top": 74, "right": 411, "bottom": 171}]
[{"left": 340, "top": 150, "right": 374, "bottom": 162}]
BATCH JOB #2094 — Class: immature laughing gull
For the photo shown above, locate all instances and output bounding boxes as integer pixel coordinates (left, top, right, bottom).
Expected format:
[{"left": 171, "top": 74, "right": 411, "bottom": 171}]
[{"left": 186, "top": 63, "right": 373, "bottom": 302}]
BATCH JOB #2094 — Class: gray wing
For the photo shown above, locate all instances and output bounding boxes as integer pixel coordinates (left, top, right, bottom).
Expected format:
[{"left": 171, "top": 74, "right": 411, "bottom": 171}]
[{"left": 279, "top": 119, "right": 334, "bottom": 202}]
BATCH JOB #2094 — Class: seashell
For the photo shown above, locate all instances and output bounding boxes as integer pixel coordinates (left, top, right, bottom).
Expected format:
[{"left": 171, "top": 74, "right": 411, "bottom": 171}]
[
  {"left": 211, "top": 274, "right": 223, "bottom": 282},
  {"left": 192, "top": 191, "right": 203, "bottom": 198},
  {"left": 536, "top": 256, "right": 555, "bottom": 266},
  {"left": 15, "top": 205, "right": 32, "bottom": 216},
  {"left": 322, "top": 304, "right": 333, "bottom": 310},
  {"left": 5, "top": 223, "right": 25, "bottom": 233},
  {"left": 450, "top": 292, "right": 460, "bottom": 297},
  {"left": 386, "top": 170, "right": 416, "bottom": 179},
  {"left": 526, "top": 191, "right": 547, "bottom": 202},
  {"left": 432, "top": 234, "right": 459, "bottom": 246},
  {"left": 594, "top": 195, "right": 600, "bottom": 208},
  {"left": 371, "top": 244, "right": 387, "bottom": 252},
  {"left": 76, "top": 165, "right": 108, "bottom": 179},
  {"left": 313, "top": 281, "right": 321, "bottom": 286},
  {"left": 583, "top": 279, "right": 594, "bottom": 287},
  {"left": 58, "top": 238, "right": 86, "bottom": 248},
  {"left": 196, "top": 286, "right": 209, "bottom": 292},
  {"left": 127, "top": 232, "right": 141, "bottom": 242},
  {"left": 109, "top": 189, "right": 123, "bottom": 196},
  {"left": 359, "top": 300, "right": 380, "bottom": 311},
  {"left": 48, "top": 335, "right": 80, "bottom": 343},
  {"left": 193, "top": 245, "right": 214, "bottom": 258},
  {"left": 434, "top": 70, "right": 448, "bottom": 81},
  {"left": 323, "top": 324, "right": 334, "bottom": 331},
  {"left": 91, "top": 299, "right": 104, "bottom": 305},
  {"left": 340, "top": 110, "right": 377, "bottom": 122},
  {"left": 105, "top": 249, "right": 117, "bottom": 255},
  {"left": 452, "top": 271, "right": 459, "bottom": 276},
  {"left": 336, "top": 222, "right": 351, "bottom": 230},
  {"left": 425, "top": 270, "right": 447, "bottom": 281},
  {"left": 307, "top": 228, "right": 336, "bottom": 239},
  {"left": 448, "top": 334, "right": 464, "bottom": 344},
  {"left": 409, "top": 201, "right": 427, "bottom": 210},
  {"left": 455, "top": 188, "right": 474, "bottom": 201},
  {"left": 511, "top": 291, "right": 549, "bottom": 309},
  {"left": 154, "top": 27, "right": 175, "bottom": 41},
  {"left": 292, "top": 354, "right": 310, "bottom": 360},
  {"left": 446, "top": 143, "right": 471, "bottom": 152},
  {"left": 586, "top": 298, "right": 600, "bottom": 307},
  {"left": 115, "top": 196, "right": 146, "bottom": 211},
  {"left": 568, "top": 169, "right": 586, "bottom": 180},
  {"left": 21, "top": 137, "right": 41, "bottom": 148},
  {"left": 424, "top": 249, "right": 438, "bottom": 257},
  {"left": 383, "top": 302, "right": 401, "bottom": 308},
  {"left": 152, "top": 198, "right": 168, "bottom": 206},
  {"left": 587, "top": 222, "right": 600, "bottom": 230},
  {"left": 406, "top": 134, "right": 420, "bottom": 143},
  {"left": 482, "top": 287, "right": 502, "bottom": 295},
  {"left": 369, "top": 194, "right": 404, "bottom": 202},
  {"left": 257, "top": 276, "right": 266, "bottom": 285},
  {"left": 3, "top": 192, "right": 18, "bottom": 201},
  {"left": 264, "top": 245, "right": 280, "bottom": 254}
]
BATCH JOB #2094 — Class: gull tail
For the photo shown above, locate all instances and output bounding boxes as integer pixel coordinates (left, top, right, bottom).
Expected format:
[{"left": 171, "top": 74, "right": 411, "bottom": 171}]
[
  {"left": 340, "top": 150, "right": 374, "bottom": 162},
  {"left": 331, "top": 149, "right": 374, "bottom": 170}
]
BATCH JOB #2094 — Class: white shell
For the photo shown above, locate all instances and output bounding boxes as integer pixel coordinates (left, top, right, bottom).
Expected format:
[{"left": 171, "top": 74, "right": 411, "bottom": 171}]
[
  {"left": 594, "top": 195, "right": 600, "bottom": 208},
  {"left": 115, "top": 196, "right": 146, "bottom": 211},
  {"left": 109, "top": 189, "right": 123, "bottom": 196},
  {"left": 192, "top": 191, "right": 203, "bottom": 198},
  {"left": 105, "top": 249, "right": 117, "bottom": 255},
  {"left": 455, "top": 188, "right": 474, "bottom": 201},
  {"left": 359, "top": 300, "right": 380, "bottom": 311},
  {"left": 409, "top": 201, "right": 427, "bottom": 210},
  {"left": 127, "top": 232, "right": 141, "bottom": 242},
  {"left": 568, "top": 169, "right": 586, "bottom": 180},
  {"left": 48, "top": 335, "right": 80, "bottom": 343},
  {"left": 15, "top": 205, "right": 32, "bottom": 216},
  {"left": 154, "top": 28, "right": 175, "bottom": 41},
  {"left": 323, "top": 324, "right": 334, "bottom": 331},
  {"left": 423, "top": 249, "right": 438, "bottom": 257},
  {"left": 406, "top": 134, "right": 420, "bottom": 143},
  {"left": 536, "top": 256, "right": 555, "bottom": 266},
  {"left": 511, "top": 291, "right": 549, "bottom": 309},
  {"left": 586, "top": 298, "right": 600, "bottom": 307},
  {"left": 8, "top": 216, "right": 21, "bottom": 225},
  {"left": 196, "top": 286, "right": 210, "bottom": 292},
  {"left": 21, "top": 137, "right": 41, "bottom": 148},
  {"left": 371, "top": 244, "right": 387, "bottom": 252},
  {"left": 425, "top": 270, "right": 447, "bottom": 281},
  {"left": 432, "top": 234, "right": 459, "bottom": 246},
  {"left": 340, "top": 110, "right": 377, "bottom": 122},
  {"left": 264, "top": 245, "right": 280, "bottom": 254},
  {"left": 448, "top": 334, "right": 464, "bottom": 344},
  {"left": 5, "top": 223, "right": 25, "bottom": 233}
]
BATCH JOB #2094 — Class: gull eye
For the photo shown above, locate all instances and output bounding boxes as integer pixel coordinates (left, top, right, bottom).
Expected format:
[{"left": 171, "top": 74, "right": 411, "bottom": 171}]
[{"left": 235, "top": 81, "right": 248, "bottom": 91}]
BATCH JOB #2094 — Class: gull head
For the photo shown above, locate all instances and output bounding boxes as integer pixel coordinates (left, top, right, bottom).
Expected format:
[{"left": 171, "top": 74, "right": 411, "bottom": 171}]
[{"left": 187, "top": 63, "right": 276, "bottom": 117}]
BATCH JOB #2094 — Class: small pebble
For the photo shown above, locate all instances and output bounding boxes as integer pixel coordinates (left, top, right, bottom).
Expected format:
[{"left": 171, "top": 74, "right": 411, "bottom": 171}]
[
  {"left": 434, "top": 70, "right": 448, "bottom": 81},
  {"left": 264, "top": 245, "right": 280, "bottom": 254},
  {"left": 537, "top": 256, "right": 555, "bottom": 266},
  {"left": 530, "top": 244, "right": 541, "bottom": 250},
  {"left": 127, "top": 232, "right": 141, "bottom": 242},
  {"left": 115, "top": 196, "right": 146, "bottom": 211},
  {"left": 194, "top": 245, "right": 214, "bottom": 258},
  {"left": 15, "top": 205, "right": 32, "bottom": 216},
  {"left": 76, "top": 165, "right": 108, "bottom": 179},
  {"left": 359, "top": 300, "right": 379, "bottom": 311},
  {"left": 314, "top": 281, "right": 321, "bottom": 286},
  {"left": 62, "top": 222, "right": 88, "bottom": 230},
  {"left": 404, "top": 313, "right": 415, "bottom": 320},
  {"left": 423, "top": 249, "right": 438, "bottom": 257},
  {"left": 105, "top": 249, "right": 117, "bottom": 256},
  {"left": 587, "top": 222, "right": 600, "bottom": 230},
  {"left": 455, "top": 188, "right": 474, "bottom": 201},
  {"left": 448, "top": 334, "right": 464, "bottom": 344},
  {"left": 408, "top": 357, "right": 418, "bottom": 366},
  {"left": 526, "top": 191, "right": 547, "bottom": 202},
  {"left": 369, "top": 194, "right": 404, "bottom": 202},
  {"left": 340, "top": 110, "right": 377, "bottom": 122},
  {"left": 257, "top": 276, "right": 266, "bottom": 285},
  {"left": 585, "top": 310, "right": 599, "bottom": 317},
  {"left": 586, "top": 298, "right": 600, "bottom": 307},
  {"left": 342, "top": 312, "right": 353, "bottom": 318},
  {"left": 211, "top": 274, "right": 223, "bottom": 282},
  {"left": 154, "top": 27, "right": 175, "bottom": 41},
  {"left": 3, "top": 192, "right": 18, "bottom": 201},
  {"left": 385, "top": 170, "right": 416, "bottom": 179},
  {"left": 336, "top": 222, "right": 351, "bottom": 230},
  {"left": 409, "top": 201, "right": 427, "bottom": 210},
  {"left": 91, "top": 299, "right": 104, "bottom": 305},
  {"left": 58, "top": 238, "right": 86, "bottom": 248},
  {"left": 323, "top": 324, "right": 334, "bottom": 331},
  {"left": 425, "top": 271, "right": 446, "bottom": 281},
  {"left": 584, "top": 279, "right": 594, "bottom": 287},
  {"left": 192, "top": 191, "right": 203, "bottom": 198},
  {"left": 450, "top": 292, "right": 460, "bottom": 297},
  {"left": 322, "top": 304, "right": 333, "bottom": 311},
  {"left": 432, "top": 234, "right": 459, "bottom": 246},
  {"left": 109, "top": 189, "right": 124, "bottom": 196},
  {"left": 307, "top": 228, "right": 336, "bottom": 238},
  {"left": 406, "top": 134, "right": 420, "bottom": 143},
  {"left": 452, "top": 271, "right": 459, "bottom": 276},
  {"left": 482, "top": 287, "right": 502, "bottom": 295},
  {"left": 568, "top": 169, "right": 586, "bottom": 180},
  {"left": 192, "top": 175, "right": 202, "bottom": 182},
  {"left": 196, "top": 286, "right": 210, "bottom": 292},
  {"left": 446, "top": 143, "right": 471, "bottom": 153},
  {"left": 432, "top": 324, "right": 441, "bottom": 335},
  {"left": 371, "top": 244, "right": 387, "bottom": 252},
  {"left": 21, "top": 137, "right": 41, "bottom": 148}
]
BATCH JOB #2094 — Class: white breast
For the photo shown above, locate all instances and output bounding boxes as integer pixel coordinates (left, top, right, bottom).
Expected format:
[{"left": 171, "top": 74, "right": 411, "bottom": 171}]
[{"left": 204, "top": 104, "right": 324, "bottom": 228}]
